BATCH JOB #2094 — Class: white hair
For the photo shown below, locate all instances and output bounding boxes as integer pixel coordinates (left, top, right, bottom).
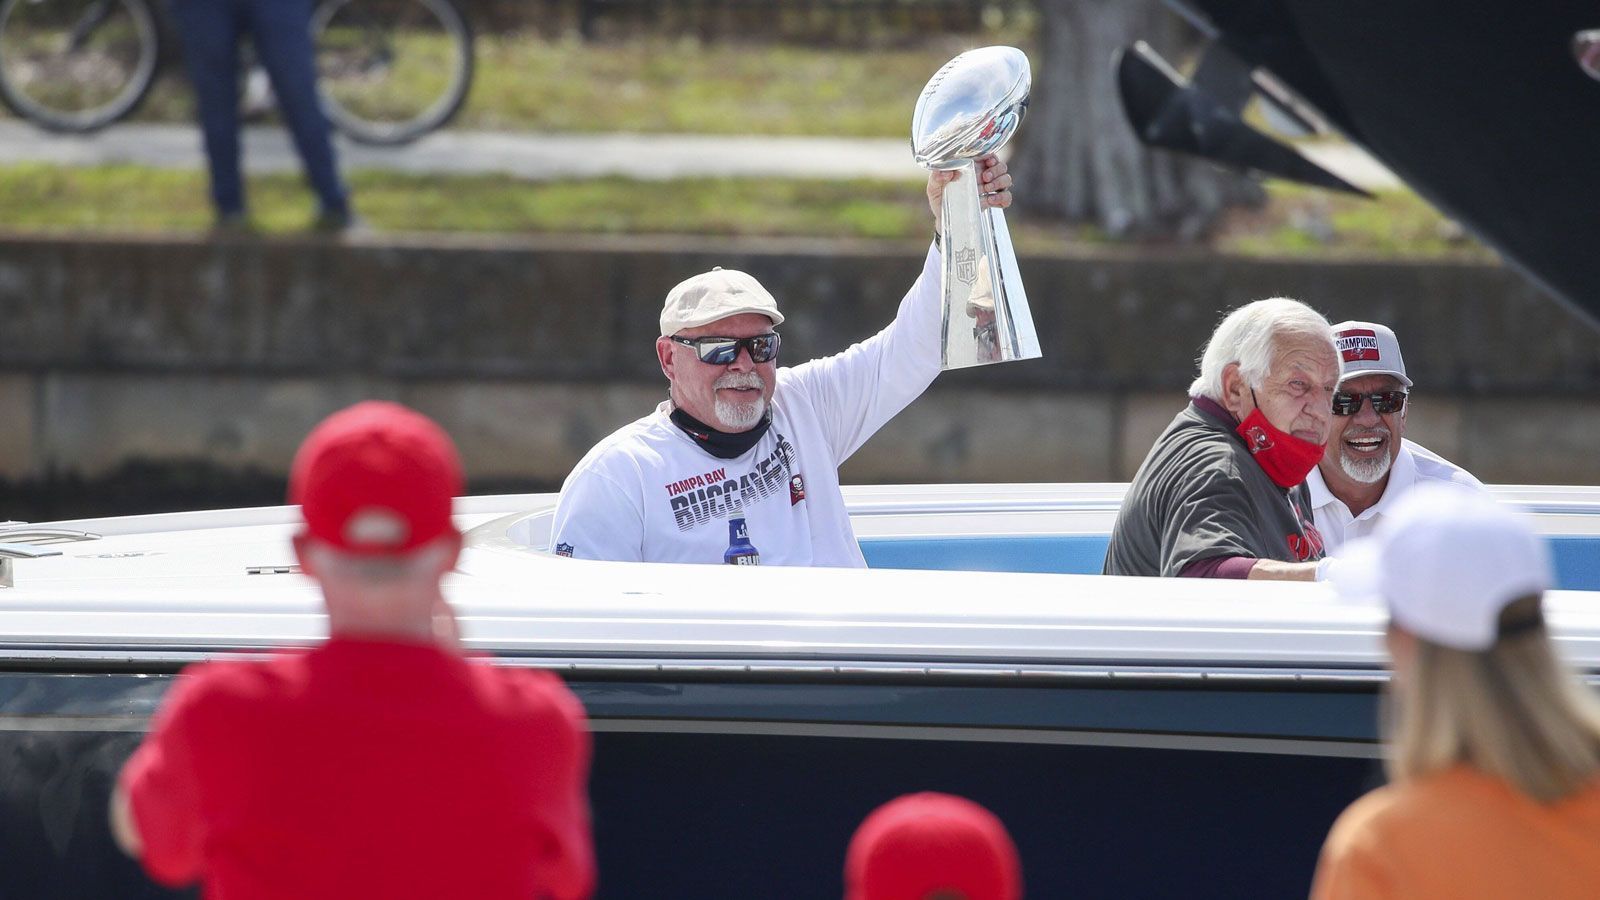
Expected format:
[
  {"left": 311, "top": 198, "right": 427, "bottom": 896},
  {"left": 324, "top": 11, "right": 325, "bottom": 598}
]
[{"left": 1187, "top": 298, "right": 1337, "bottom": 401}]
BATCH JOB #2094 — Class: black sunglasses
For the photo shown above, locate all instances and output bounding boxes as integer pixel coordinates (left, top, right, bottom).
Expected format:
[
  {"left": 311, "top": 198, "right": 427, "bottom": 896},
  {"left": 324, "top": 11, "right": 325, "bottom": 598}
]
[
  {"left": 669, "top": 333, "right": 781, "bottom": 365},
  {"left": 1331, "top": 389, "right": 1408, "bottom": 416}
]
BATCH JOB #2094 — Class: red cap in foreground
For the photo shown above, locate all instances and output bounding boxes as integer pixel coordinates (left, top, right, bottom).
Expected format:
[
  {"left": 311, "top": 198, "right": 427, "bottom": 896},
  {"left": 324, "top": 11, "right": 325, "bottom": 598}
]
[
  {"left": 845, "top": 792, "right": 1023, "bottom": 900},
  {"left": 289, "top": 401, "right": 463, "bottom": 555}
]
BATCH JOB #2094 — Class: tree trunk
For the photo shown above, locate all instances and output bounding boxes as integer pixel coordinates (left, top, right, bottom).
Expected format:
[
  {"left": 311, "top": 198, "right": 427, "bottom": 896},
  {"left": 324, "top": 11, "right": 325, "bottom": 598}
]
[{"left": 1012, "top": 0, "right": 1264, "bottom": 240}]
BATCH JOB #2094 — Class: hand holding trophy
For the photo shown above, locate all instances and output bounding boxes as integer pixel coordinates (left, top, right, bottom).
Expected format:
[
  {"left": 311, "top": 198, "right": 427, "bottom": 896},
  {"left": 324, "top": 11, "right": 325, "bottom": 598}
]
[{"left": 913, "top": 46, "right": 1041, "bottom": 370}]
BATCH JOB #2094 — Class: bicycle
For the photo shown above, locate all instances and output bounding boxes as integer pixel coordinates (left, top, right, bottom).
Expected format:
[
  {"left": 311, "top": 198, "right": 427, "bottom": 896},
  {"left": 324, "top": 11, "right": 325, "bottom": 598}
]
[{"left": 0, "top": 0, "right": 474, "bottom": 145}]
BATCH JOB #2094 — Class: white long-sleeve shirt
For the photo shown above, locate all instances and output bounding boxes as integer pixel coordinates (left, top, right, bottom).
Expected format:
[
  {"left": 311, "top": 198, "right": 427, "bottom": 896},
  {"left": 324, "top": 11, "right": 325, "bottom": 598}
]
[{"left": 550, "top": 244, "right": 944, "bottom": 566}]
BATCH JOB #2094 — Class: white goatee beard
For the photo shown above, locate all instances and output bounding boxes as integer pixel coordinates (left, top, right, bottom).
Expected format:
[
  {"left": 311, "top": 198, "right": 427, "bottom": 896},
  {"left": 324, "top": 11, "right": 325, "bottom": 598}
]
[
  {"left": 1338, "top": 433, "right": 1393, "bottom": 484},
  {"left": 712, "top": 372, "right": 766, "bottom": 430}
]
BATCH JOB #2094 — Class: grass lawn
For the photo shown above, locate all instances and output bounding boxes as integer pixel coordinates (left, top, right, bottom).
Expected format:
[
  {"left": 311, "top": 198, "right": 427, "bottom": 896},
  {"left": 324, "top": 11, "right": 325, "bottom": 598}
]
[
  {"left": 468, "top": 35, "right": 982, "bottom": 136},
  {"left": 57, "top": 34, "right": 1001, "bottom": 138},
  {"left": 0, "top": 26, "right": 1482, "bottom": 258},
  {"left": 1215, "top": 184, "right": 1488, "bottom": 259},
  {"left": 0, "top": 162, "right": 1491, "bottom": 260}
]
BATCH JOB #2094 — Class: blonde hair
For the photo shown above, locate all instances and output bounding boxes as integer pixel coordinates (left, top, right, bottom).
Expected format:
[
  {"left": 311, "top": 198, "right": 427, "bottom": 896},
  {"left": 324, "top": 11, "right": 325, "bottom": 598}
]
[{"left": 1388, "top": 595, "right": 1600, "bottom": 802}]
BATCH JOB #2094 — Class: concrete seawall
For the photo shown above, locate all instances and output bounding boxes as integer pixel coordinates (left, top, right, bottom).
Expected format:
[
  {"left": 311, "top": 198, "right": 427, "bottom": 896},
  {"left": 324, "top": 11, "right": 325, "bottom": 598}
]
[{"left": 2, "top": 232, "right": 1597, "bottom": 517}]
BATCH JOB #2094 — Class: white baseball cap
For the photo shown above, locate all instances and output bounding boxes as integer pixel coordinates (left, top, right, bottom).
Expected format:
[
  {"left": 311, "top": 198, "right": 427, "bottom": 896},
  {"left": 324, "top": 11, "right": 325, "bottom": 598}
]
[
  {"left": 659, "top": 267, "right": 785, "bottom": 336},
  {"left": 1332, "top": 320, "right": 1412, "bottom": 387},
  {"left": 1333, "top": 483, "right": 1551, "bottom": 651}
]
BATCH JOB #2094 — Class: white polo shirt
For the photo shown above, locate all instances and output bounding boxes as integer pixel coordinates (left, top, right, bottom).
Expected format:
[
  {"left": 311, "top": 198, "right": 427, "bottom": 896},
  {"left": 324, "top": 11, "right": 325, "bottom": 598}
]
[{"left": 1308, "top": 439, "right": 1485, "bottom": 555}]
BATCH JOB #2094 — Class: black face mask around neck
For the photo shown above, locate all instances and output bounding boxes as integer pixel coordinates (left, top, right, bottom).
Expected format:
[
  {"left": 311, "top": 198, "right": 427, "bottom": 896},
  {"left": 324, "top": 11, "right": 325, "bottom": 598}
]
[{"left": 669, "top": 406, "right": 773, "bottom": 459}]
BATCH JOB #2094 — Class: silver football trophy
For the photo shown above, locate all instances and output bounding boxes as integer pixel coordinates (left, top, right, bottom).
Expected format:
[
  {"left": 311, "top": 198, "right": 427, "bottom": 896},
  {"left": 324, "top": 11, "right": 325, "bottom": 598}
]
[{"left": 912, "top": 46, "right": 1041, "bottom": 370}]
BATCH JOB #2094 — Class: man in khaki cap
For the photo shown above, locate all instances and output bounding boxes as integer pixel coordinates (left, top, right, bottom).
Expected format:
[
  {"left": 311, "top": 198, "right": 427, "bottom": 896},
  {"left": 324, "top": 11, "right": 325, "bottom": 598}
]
[{"left": 552, "top": 155, "right": 1014, "bottom": 566}]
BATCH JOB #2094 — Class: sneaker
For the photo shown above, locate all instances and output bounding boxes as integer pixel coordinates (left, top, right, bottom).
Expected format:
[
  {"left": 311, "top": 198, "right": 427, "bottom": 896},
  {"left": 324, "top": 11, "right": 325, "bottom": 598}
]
[
  {"left": 311, "top": 210, "right": 371, "bottom": 236},
  {"left": 210, "top": 212, "right": 256, "bottom": 237}
]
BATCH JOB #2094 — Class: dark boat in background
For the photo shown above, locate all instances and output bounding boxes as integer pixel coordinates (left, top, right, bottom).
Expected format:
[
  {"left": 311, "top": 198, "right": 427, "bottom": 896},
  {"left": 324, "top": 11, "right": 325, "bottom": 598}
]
[{"left": 1121, "top": 0, "right": 1600, "bottom": 328}]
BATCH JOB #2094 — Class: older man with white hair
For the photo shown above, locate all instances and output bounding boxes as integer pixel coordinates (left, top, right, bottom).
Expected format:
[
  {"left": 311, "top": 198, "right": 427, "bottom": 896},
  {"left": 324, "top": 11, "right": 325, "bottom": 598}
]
[
  {"left": 1105, "top": 298, "right": 1339, "bottom": 580},
  {"left": 551, "top": 156, "right": 1014, "bottom": 566},
  {"left": 1307, "top": 321, "right": 1483, "bottom": 555}
]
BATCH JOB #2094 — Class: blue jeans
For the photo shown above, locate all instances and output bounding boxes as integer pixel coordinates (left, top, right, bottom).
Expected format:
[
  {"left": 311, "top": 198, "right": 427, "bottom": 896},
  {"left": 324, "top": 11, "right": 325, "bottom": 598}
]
[{"left": 170, "top": 0, "right": 350, "bottom": 217}]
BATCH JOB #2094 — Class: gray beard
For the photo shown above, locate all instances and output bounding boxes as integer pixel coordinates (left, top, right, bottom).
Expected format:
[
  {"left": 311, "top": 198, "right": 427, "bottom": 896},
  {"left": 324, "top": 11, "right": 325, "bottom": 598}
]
[
  {"left": 1338, "top": 443, "right": 1393, "bottom": 484},
  {"left": 714, "top": 395, "right": 766, "bottom": 430},
  {"left": 711, "top": 372, "right": 767, "bottom": 430}
]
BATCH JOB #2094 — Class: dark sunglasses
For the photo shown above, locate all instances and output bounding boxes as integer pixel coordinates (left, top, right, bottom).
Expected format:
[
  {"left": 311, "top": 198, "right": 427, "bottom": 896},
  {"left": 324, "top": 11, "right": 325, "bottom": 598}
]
[
  {"left": 669, "top": 333, "right": 781, "bottom": 365},
  {"left": 1331, "top": 389, "right": 1408, "bottom": 416}
]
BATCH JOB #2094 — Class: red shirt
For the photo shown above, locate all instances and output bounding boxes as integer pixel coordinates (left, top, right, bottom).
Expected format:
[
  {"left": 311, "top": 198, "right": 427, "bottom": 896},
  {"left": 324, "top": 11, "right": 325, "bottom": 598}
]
[{"left": 120, "top": 637, "right": 595, "bottom": 900}]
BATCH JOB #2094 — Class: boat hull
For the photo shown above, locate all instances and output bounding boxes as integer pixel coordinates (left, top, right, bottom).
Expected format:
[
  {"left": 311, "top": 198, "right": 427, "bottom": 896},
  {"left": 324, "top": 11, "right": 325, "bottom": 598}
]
[{"left": 1, "top": 666, "right": 1381, "bottom": 898}]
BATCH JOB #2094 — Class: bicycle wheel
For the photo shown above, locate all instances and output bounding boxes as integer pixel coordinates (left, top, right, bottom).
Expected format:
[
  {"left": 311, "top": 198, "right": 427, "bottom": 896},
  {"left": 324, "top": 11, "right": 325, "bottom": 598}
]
[
  {"left": 0, "top": 0, "right": 158, "bottom": 132},
  {"left": 313, "top": 0, "right": 472, "bottom": 145}
]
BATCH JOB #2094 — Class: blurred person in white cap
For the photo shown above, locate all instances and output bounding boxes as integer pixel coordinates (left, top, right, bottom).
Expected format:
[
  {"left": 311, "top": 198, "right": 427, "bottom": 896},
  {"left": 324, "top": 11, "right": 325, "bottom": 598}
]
[
  {"left": 1307, "top": 321, "right": 1483, "bottom": 556},
  {"left": 1310, "top": 483, "right": 1600, "bottom": 899},
  {"left": 551, "top": 156, "right": 1014, "bottom": 565},
  {"left": 111, "top": 402, "right": 595, "bottom": 899}
]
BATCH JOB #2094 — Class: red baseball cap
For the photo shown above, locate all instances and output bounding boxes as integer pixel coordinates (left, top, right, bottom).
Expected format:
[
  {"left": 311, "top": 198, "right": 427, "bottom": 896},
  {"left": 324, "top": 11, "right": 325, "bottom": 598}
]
[
  {"left": 845, "top": 793, "right": 1023, "bottom": 900},
  {"left": 289, "top": 401, "right": 463, "bottom": 555}
]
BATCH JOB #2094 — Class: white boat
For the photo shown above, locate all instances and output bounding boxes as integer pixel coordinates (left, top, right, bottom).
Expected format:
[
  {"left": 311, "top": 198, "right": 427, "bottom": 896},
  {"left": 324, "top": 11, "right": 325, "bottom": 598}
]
[{"left": 3, "top": 483, "right": 1598, "bottom": 897}]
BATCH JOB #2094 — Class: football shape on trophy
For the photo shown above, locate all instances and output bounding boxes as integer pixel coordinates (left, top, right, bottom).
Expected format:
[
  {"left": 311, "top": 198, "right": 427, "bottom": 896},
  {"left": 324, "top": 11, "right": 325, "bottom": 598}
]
[
  {"left": 911, "top": 45, "right": 1040, "bottom": 370},
  {"left": 912, "top": 46, "right": 1031, "bottom": 170}
]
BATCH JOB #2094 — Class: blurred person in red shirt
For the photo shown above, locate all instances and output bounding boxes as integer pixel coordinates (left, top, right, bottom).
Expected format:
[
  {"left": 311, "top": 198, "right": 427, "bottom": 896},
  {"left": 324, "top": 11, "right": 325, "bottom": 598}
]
[
  {"left": 846, "top": 792, "right": 1023, "bottom": 900},
  {"left": 110, "top": 401, "right": 594, "bottom": 899}
]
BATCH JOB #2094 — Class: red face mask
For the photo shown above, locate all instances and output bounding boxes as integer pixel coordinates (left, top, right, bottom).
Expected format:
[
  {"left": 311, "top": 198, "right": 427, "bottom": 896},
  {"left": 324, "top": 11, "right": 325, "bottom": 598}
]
[{"left": 1235, "top": 405, "right": 1325, "bottom": 489}]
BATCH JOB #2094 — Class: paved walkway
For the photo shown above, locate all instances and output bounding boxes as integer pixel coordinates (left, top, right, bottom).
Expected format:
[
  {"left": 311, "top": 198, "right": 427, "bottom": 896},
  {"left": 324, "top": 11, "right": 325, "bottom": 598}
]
[{"left": 0, "top": 120, "right": 1400, "bottom": 191}]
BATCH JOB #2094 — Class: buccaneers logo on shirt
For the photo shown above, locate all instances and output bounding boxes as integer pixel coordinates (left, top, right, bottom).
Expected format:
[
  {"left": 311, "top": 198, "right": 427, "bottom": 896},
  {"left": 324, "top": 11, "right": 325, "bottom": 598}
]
[
  {"left": 790, "top": 474, "right": 806, "bottom": 505},
  {"left": 1284, "top": 491, "right": 1326, "bottom": 561},
  {"left": 1287, "top": 530, "right": 1326, "bottom": 562}
]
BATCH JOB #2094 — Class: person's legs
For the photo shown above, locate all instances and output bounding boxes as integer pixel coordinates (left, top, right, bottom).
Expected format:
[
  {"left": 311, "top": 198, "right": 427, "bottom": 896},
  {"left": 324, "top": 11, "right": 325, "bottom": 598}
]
[
  {"left": 245, "top": 0, "right": 351, "bottom": 218},
  {"left": 170, "top": 0, "right": 245, "bottom": 217}
]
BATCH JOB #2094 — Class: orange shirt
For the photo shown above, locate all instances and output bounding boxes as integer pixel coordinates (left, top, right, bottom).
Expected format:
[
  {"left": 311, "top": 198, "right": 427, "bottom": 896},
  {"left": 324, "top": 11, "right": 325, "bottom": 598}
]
[{"left": 1311, "top": 765, "right": 1600, "bottom": 900}]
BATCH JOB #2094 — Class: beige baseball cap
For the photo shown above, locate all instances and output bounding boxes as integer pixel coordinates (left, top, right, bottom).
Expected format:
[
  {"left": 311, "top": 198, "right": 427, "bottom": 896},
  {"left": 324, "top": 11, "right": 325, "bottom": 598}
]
[{"left": 659, "top": 267, "right": 785, "bottom": 336}]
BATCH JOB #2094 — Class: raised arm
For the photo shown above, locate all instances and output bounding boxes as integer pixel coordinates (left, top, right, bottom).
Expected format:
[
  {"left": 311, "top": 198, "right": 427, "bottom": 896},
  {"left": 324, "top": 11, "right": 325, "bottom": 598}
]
[{"left": 783, "top": 155, "right": 1014, "bottom": 462}]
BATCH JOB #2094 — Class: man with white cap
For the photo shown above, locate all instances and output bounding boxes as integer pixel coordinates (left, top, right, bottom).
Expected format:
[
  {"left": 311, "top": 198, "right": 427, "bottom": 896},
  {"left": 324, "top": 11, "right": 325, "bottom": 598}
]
[
  {"left": 1308, "top": 321, "right": 1482, "bottom": 555},
  {"left": 551, "top": 156, "right": 1014, "bottom": 565},
  {"left": 1312, "top": 484, "right": 1600, "bottom": 899}
]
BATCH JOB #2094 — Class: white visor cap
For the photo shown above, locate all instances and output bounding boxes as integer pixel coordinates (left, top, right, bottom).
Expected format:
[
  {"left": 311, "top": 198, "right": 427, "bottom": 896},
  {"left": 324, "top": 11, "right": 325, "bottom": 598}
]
[
  {"left": 1333, "top": 483, "right": 1551, "bottom": 651},
  {"left": 660, "top": 267, "right": 785, "bottom": 336}
]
